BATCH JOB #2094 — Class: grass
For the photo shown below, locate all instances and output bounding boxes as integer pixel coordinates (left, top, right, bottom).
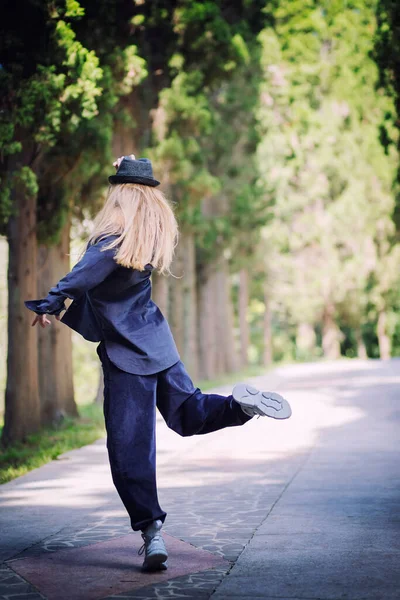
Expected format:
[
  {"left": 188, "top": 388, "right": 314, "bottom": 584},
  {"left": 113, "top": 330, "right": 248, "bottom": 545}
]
[
  {"left": 0, "top": 363, "right": 271, "bottom": 485},
  {"left": 0, "top": 403, "right": 105, "bottom": 484}
]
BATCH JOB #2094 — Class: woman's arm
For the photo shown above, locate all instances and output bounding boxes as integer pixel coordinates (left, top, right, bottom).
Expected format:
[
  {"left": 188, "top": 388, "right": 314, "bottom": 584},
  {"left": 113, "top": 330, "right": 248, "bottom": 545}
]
[{"left": 25, "top": 236, "right": 119, "bottom": 318}]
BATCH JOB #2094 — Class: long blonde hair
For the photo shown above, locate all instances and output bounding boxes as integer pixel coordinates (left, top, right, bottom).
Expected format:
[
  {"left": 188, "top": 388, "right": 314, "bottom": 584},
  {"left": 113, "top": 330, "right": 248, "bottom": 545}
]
[{"left": 87, "top": 184, "right": 178, "bottom": 274}]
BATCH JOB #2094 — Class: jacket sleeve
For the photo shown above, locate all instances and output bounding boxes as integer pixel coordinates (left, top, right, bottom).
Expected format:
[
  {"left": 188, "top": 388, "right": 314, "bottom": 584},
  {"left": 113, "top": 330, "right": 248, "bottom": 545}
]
[{"left": 24, "top": 237, "right": 120, "bottom": 316}]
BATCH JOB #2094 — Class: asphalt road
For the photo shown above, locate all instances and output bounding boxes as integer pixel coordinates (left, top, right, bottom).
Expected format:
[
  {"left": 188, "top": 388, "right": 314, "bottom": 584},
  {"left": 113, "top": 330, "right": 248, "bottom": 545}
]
[{"left": 0, "top": 359, "right": 399, "bottom": 600}]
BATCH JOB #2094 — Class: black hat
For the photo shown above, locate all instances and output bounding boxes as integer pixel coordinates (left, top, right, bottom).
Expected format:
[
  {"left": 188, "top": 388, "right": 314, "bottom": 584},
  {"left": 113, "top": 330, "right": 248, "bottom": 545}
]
[{"left": 108, "top": 157, "right": 160, "bottom": 187}]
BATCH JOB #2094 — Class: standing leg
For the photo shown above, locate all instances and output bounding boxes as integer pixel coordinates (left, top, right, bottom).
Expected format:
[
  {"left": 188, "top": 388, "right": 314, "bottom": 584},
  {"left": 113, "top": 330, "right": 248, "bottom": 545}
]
[
  {"left": 96, "top": 342, "right": 166, "bottom": 532},
  {"left": 156, "top": 360, "right": 253, "bottom": 437}
]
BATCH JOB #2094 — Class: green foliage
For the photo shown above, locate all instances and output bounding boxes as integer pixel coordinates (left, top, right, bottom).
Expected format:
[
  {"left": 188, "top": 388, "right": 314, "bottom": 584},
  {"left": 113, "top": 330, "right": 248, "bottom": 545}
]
[
  {"left": 14, "top": 166, "right": 39, "bottom": 197},
  {"left": 171, "top": 2, "right": 258, "bottom": 77},
  {"left": 198, "top": 58, "right": 271, "bottom": 265},
  {"left": 151, "top": 40, "right": 270, "bottom": 263},
  {"left": 145, "top": 3, "right": 270, "bottom": 254},
  {"left": 65, "top": 0, "right": 84, "bottom": 18},
  {"left": 3, "top": 0, "right": 399, "bottom": 367},
  {"left": 0, "top": 0, "right": 147, "bottom": 240},
  {"left": 1, "top": 0, "right": 269, "bottom": 243},
  {"left": 0, "top": 403, "right": 105, "bottom": 484},
  {"left": 149, "top": 70, "right": 219, "bottom": 228},
  {"left": 254, "top": 0, "right": 400, "bottom": 361},
  {"left": 374, "top": 0, "right": 400, "bottom": 230}
]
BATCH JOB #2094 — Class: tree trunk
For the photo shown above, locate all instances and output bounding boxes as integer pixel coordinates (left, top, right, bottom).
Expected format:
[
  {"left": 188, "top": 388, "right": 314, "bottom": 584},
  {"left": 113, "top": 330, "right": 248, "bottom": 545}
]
[
  {"left": 296, "top": 322, "right": 316, "bottom": 358},
  {"left": 181, "top": 233, "right": 198, "bottom": 379},
  {"left": 112, "top": 91, "right": 145, "bottom": 158},
  {"left": 263, "top": 284, "right": 273, "bottom": 367},
  {"left": 214, "top": 261, "right": 238, "bottom": 374},
  {"left": 238, "top": 269, "right": 249, "bottom": 367},
  {"left": 0, "top": 238, "right": 9, "bottom": 412},
  {"left": 212, "top": 267, "right": 225, "bottom": 376},
  {"left": 151, "top": 271, "right": 169, "bottom": 317},
  {"left": 322, "top": 303, "right": 341, "bottom": 360},
  {"left": 95, "top": 367, "right": 104, "bottom": 405},
  {"left": 197, "top": 262, "right": 218, "bottom": 380},
  {"left": 2, "top": 184, "right": 41, "bottom": 446},
  {"left": 169, "top": 231, "right": 198, "bottom": 378},
  {"left": 37, "top": 218, "right": 77, "bottom": 426},
  {"left": 198, "top": 260, "right": 238, "bottom": 379},
  {"left": 377, "top": 310, "right": 391, "bottom": 360},
  {"left": 356, "top": 330, "right": 368, "bottom": 359},
  {"left": 168, "top": 235, "right": 185, "bottom": 357}
]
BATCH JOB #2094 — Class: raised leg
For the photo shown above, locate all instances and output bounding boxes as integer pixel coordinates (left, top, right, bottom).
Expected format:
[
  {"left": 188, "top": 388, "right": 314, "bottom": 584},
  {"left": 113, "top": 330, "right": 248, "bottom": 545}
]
[
  {"left": 156, "top": 360, "right": 253, "bottom": 437},
  {"left": 96, "top": 342, "right": 167, "bottom": 531}
]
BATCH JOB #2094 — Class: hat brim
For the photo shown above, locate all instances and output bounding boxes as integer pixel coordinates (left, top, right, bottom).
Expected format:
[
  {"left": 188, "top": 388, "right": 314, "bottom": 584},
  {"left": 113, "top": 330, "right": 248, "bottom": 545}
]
[{"left": 108, "top": 175, "right": 160, "bottom": 187}]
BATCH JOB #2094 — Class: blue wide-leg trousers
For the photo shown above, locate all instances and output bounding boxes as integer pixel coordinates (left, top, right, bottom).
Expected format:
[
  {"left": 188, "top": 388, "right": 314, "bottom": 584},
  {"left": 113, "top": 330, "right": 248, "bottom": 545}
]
[{"left": 96, "top": 341, "right": 252, "bottom": 532}]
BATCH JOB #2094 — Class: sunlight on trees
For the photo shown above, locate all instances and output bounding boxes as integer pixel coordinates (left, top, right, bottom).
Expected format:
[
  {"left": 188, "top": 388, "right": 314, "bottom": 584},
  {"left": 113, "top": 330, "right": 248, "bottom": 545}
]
[{"left": 1, "top": 0, "right": 400, "bottom": 444}]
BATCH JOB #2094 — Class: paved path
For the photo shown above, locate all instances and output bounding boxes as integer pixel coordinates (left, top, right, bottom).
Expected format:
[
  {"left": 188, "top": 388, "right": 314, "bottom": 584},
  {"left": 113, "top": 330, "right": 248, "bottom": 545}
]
[{"left": 0, "top": 359, "right": 399, "bottom": 599}]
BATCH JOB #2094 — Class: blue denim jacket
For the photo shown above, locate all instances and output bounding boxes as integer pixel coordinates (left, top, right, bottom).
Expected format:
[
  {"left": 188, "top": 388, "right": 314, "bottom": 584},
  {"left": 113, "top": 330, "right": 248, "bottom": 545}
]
[{"left": 24, "top": 235, "right": 180, "bottom": 375}]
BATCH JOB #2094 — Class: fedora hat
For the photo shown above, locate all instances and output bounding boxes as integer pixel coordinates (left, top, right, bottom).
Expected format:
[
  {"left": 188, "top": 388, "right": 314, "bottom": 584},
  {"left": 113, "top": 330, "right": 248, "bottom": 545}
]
[{"left": 109, "top": 157, "right": 160, "bottom": 187}]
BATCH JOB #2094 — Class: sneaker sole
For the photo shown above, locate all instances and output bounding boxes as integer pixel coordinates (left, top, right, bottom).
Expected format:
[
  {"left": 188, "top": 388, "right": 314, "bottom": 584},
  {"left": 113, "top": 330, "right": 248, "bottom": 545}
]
[
  {"left": 141, "top": 551, "right": 168, "bottom": 571},
  {"left": 233, "top": 383, "right": 292, "bottom": 419}
]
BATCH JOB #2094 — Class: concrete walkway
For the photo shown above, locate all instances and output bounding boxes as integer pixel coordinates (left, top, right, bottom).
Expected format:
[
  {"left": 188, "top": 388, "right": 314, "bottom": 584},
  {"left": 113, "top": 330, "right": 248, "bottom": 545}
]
[{"left": 0, "top": 359, "right": 399, "bottom": 599}]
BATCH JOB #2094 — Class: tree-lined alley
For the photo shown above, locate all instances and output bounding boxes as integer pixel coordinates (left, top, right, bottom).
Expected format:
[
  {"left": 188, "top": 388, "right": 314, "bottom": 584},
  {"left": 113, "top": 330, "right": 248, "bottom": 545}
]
[{"left": 1, "top": 0, "right": 400, "bottom": 445}]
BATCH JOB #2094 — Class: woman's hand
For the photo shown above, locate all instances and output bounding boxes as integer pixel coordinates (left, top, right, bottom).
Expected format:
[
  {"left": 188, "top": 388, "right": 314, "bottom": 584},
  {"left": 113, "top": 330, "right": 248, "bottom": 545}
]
[
  {"left": 113, "top": 154, "right": 135, "bottom": 170},
  {"left": 31, "top": 314, "right": 61, "bottom": 328}
]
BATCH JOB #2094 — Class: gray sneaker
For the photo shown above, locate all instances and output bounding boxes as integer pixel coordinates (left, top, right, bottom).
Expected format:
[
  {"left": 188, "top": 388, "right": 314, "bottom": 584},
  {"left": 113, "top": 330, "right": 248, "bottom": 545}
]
[
  {"left": 233, "top": 383, "right": 292, "bottom": 419},
  {"left": 138, "top": 519, "right": 168, "bottom": 571}
]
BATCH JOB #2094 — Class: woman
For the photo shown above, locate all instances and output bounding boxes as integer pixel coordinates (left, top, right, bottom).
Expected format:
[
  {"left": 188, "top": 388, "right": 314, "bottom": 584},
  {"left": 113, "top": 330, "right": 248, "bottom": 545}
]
[{"left": 25, "top": 155, "right": 292, "bottom": 572}]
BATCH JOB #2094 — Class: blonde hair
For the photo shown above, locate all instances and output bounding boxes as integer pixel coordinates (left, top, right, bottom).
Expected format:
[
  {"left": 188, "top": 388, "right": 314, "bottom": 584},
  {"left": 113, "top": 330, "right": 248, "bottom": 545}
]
[{"left": 87, "top": 184, "right": 178, "bottom": 274}]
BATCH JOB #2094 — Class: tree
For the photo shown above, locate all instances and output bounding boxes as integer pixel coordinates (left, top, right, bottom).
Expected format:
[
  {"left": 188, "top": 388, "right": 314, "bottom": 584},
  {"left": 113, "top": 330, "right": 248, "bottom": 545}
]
[
  {"left": 140, "top": 2, "right": 270, "bottom": 377},
  {"left": 0, "top": 0, "right": 146, "bottom": 444},
  {"left": 374, "top": 0, "right": 400, "bottom": 230},
  {"left": 256, "top": 0, "right": 398, "bottom": 361}
]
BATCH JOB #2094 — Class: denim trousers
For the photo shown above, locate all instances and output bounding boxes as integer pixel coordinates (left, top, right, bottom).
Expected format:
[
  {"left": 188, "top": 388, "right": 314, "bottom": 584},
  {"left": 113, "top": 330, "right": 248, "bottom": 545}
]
[{"left": 96, "top": 340, "right": 252, "bottom": 531}]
